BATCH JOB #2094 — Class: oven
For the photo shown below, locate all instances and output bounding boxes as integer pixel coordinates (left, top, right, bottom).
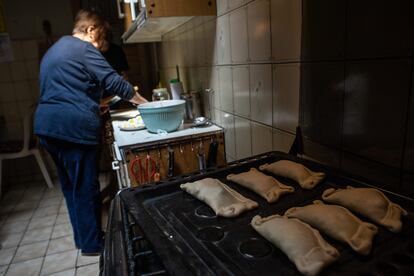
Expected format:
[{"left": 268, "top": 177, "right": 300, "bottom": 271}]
[{"left": 102, "top": 151, "right": 414, "bottom": 276}]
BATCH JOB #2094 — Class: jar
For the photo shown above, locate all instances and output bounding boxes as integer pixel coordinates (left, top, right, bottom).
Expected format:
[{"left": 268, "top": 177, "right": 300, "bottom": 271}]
[{"left": 152, "top": 88, "right": 170, "bottom": 101}]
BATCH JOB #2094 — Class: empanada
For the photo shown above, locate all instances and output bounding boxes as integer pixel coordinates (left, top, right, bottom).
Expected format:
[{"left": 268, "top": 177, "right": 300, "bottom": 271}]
[
  {"left": 227, "top": 168, "right": 294, "bottom": 203},
  {"left": 322, "top": 186, "right": 408, "bottom": 233},
  {"left": 285, "top": 200, "right": 378, "bottom": 255},
  {"left": 259, "top": 160, "right": 325, "bottom": 189},
  {"left": 180, "top": 178, "right": 258, "bottom": 218},
  {"left": 251, "top": 215, "right": 339, "bottom": 276}
]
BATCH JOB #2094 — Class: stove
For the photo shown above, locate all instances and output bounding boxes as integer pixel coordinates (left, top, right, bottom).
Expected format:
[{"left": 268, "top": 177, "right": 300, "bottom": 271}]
[{"left": 102, "top": 151, "right": 414, "bottom": 276}]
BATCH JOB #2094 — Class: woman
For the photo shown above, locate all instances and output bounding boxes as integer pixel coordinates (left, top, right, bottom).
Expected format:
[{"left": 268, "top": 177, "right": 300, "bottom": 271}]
[{"left": 34, "top": 9, "right": 147, "bottom": 255}]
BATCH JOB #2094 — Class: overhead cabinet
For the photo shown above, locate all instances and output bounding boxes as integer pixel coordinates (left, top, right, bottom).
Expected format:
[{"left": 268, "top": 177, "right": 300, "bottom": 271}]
[{"left": 120, "top": 0, "right": 217, "bottom": 43}]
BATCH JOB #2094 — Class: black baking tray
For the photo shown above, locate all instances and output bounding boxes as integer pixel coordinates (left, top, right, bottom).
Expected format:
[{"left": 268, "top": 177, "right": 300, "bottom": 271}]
[{"left": 119, "top": 151, "right": 414, "bottom": 276}]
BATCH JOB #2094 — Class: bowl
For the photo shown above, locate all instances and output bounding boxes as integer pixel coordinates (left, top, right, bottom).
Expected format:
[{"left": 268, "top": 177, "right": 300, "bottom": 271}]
[{"left": 137, "top": 100, "right": 185, "bottom": 133}]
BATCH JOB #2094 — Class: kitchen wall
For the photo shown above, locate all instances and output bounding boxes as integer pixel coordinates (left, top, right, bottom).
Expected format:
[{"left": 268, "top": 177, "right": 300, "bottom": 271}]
[
  {"left": 0, "top": 0, "right": 74, "bottom": 186},
  {"left": 158, "top": 0, "right": 302, "bottom": 164},
  {"left": 157, "top": 0, "right": 414, "bottom": 198}
]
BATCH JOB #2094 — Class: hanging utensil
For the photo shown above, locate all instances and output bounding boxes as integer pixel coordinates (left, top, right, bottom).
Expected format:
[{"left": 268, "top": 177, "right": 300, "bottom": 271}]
[
  {"left": 197, "top": 140, "right": 206, "bottom": 172},
  {"left": 207, "top": 139, "right": 219, "bottom": 168},
  {"left": 168, "top": 146, "right": 174, "bottom": 178}
]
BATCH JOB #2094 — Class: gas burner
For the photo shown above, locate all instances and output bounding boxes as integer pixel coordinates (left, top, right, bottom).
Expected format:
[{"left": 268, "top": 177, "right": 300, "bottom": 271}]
[
  {"left": 195, "top": 205, "right": 217, "bottom": 219},
  {"left": 196, "top": 226, "right": 224, "bottom": 242},
  {"left": 238, "top": 238, "right": 272, "bottom": 258}
]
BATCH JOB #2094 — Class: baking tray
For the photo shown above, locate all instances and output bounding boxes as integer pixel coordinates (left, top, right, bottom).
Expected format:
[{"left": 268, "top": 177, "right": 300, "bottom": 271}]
[{"left": 119, "top": 151, "right": 414, "bottom": 276}]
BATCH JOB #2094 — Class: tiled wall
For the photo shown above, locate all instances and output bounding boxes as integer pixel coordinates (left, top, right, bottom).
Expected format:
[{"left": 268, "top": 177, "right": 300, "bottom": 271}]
[
  {"left": 158, "top": 0, "right": 302, "bottom": 162},
  {"left": 300, "top": 0, "right": 414, "bottom": 197},
  {"left": 158, "top": 0, "right": 414, "bottom": 198},
  {"left": 0, "top": 39, "right": 51, "bottom": 185}
]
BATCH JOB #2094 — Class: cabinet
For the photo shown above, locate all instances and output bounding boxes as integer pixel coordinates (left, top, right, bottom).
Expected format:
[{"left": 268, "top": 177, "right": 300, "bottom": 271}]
[{"left": 120, "top": 0, "right": 217, "bottom": 43}]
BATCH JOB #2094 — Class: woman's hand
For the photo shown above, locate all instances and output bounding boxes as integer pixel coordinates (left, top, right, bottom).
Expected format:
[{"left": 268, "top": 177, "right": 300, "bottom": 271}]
[{"left": 129, "top": 92, "right": 148, "bottom": 105}]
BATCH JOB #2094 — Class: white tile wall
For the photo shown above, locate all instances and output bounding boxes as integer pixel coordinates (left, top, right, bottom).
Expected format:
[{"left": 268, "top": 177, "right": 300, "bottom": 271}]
[
  {"left": 232, "top": 65, "right": 250, "bottom": 117},
  {"left": 10, "top": 61, "right": 28, "bottom": 81},
  {"left": 250, "top": 64, "right": 272, "bottom": 125},
  {"left": 273, "top": 128, "right": 295, "bottom": 152},
  {"left": 271, "top": 0, "right": 302, "bottom": 61},
  {"left": 235, "top": 116, "right": 252, "bottom": 159},
  {"left": 273, "top": 63, "right": 300, "bottom": 133},
  {"left": 204, "top": 19, "right": 218, "bottom": 65},
  {"left": 216, "top": 15, "right": 231, "bottom": 65},
  {"left": 13, "top": 81, "right": 31, "bottom": 101},
  {"left": 221, "top": 111, "right": 236, "bottom": 158},
  {"left": 0, "top": 83, "right": 15, "bottom": 102},
  {"left": 194, "top": 24, "right": 206, "bottom": 66},
  {"left": 230, "top": 7, "right": 249, "bottom": 63},
  {"left": 210, "top": 67, "right": 220, "bottom": 108},
  {"left": 229, "top": 0, "right": 247, "bottom": 10},
  {"left": 252, "top": 122, "right": 273, "bottom": 155},
  {"left": 0, "top": 63, "right": 11, "bottom": 82},
  {"left": 219, "top": 66, "right": 233, "bottom": 113},
  {"left": 247, "top": 0, "right": 272, "bottom": 62},
  {"left": 158, "top": 1, "right": 302, "bottom": 162},
  {"left": 216, "top": 0, "right": 229, "bottom": 15}
]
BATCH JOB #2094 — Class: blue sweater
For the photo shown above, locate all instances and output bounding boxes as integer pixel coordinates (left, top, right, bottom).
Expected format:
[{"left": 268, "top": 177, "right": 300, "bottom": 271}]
[{"left": 34, "top": 36, "right": 134, "bottom": 145}]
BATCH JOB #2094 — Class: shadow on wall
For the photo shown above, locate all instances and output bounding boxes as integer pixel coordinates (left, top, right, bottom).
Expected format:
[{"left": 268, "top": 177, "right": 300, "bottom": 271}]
[{"left": 299, "top": 0, "right": 414, "bottom": 197}]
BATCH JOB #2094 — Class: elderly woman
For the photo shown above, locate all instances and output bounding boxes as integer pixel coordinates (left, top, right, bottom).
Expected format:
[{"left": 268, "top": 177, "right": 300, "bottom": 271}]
[{"left": 34, "top": 9, "right": 146, "bottom": 255}]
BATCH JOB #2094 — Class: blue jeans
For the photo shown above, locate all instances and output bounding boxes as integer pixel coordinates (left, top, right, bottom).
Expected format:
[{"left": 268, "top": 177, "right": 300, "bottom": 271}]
[{"left": 39, "top": 136, "right": 103, "bottom": 253}]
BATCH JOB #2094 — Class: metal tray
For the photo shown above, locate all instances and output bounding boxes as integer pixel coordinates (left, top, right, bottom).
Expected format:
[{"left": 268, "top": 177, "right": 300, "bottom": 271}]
[{"left": 119, "top": 151, "right": 414, "bottom": 276}]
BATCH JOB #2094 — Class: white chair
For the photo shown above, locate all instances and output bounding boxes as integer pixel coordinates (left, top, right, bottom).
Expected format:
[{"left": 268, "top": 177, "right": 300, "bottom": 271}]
[{"left": 0, "top": 104, "right": 53, "bottom": 198}]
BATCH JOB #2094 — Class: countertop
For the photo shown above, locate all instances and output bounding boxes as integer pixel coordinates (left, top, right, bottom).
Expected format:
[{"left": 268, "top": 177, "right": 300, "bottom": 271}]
[{"left": 110, "top": 109, "right": 223, "bottom": 148}]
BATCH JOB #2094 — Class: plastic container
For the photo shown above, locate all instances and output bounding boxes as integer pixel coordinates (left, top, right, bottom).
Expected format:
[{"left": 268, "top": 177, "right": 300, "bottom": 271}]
[
  {"left": 169, "top": 79, "right": 184, "bottom": 100},
  {"left": 137, "top": 100, "right": 185, "bottom": 133}
]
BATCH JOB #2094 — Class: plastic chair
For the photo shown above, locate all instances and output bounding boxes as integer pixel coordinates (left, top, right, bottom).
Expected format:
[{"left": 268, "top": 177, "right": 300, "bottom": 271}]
[{"left": 0, "top": 104, "right": 53, "bottom": 198}]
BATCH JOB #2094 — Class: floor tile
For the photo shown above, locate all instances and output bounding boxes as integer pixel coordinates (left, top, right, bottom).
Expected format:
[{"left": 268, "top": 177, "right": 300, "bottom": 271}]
[
  {"left": 41, "top": 250, "right": 77, "bottom": 275},
  {"left": 75, "top": 263, "right": 99, "bottom": 276},
  {"left": 33, "top": 206, "right": 59, "bottom": 218},
  {"left": 76, "top": 251, "right": 99, "bottom": 267},
  {"left": 20, "top": 226, "right": 53, "bottom": 245},
  {"left": 5, "top": 257, "right": 43, "bottom": 276},
  {"left": 0, "top": 232, "right": 23, "bottom": 249},
  {"left": 0, "top": 247, "right": 16, "bottom": 266},
  {"left": 38, "top": 196, "right": 62, "bottom": 208},
  {"left": 27, "top": 214, "right": 57, "bottom": 230},
  {"left": 0, "top": 221, "right": 29, "bottom": 235},
  {"left": 12, "top": 240, "right": 48, "bottom": 263},
  {"left": 20, "top": 193, "right": 43, "bottom": 202},
  {"left": 0, "top": 265, "right": 7, "bottom": 275},
  {"left": 0, "top": 204, "right": 15, "bottom": 215},
  {"left": 58, "top": 204, "right": 68, "bottom": 215},
  {"left": 4, "top": 211, "right": 33, "bottom": 223},
  {"left": 42, "top": 188, "right": 62, "bottom": 200},
  {"left": 48, "top": 268, "right": 75, "bottom": 276},
  {"left": 55, "top": 213, "right": 70, "bottom": 225},
  {"left": 52, "top": 223, "right": 73, "bottom": 239},
  {"left": 13, "top": 201, "right": 39, "bottom": 213},
  {"left": 47, "top": 236, "right": 76, "bottom": 255}
]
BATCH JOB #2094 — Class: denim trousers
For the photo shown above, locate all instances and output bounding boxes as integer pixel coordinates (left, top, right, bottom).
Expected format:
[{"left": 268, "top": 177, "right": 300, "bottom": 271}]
[{"left": 39, "top": 136, "right": 103, "bottom": 253}]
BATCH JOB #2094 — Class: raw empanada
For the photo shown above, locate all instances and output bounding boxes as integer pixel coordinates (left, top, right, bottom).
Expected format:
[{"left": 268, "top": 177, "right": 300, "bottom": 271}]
[
  {"left": 322, "top": 186, "right": 408, "bottom": 233},
  {"left": 227, "top": 168, "right": 294, "bottom": 203},
  {"left": 285, "top": 200, "right": 378, "bottom": 255},
  {"left": 259, "top": 160, "right": 325, "bottom": 189},
  {"left": 251, "top": 215, "right": 339, "bottom": 276},
  {"left": 180, "top": 178, "right": 258, "bottom": 218}
]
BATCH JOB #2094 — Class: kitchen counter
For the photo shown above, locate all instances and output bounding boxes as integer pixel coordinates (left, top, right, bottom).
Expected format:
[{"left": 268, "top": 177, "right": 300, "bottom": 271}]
[
  {"left": 110, "top": 109, "right": 223, "bottom": 149},
  {"left": 108, "top": 108, "right": 226, "bottom": 189}
]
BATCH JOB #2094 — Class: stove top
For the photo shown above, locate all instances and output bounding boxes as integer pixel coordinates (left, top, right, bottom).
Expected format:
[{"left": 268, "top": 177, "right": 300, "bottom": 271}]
[{"left": 103, "top": 151, "right": 414, "bottom": 276}]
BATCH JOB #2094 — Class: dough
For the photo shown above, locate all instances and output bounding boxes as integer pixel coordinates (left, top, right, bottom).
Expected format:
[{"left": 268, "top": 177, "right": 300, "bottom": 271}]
[
  {"left": 251, "top": 215, "right": 339, "bottom": 276},
  {"left": 285, "top": 200, "right": 378, "bottom": 255},
  {"left": 180, "top": 178, "right": 258, "bottom": 218},
  {"left": 227, "top": 168, "right": 294, "bottom": 203},
  {"left": 322, "top": 186, "right": 408, "bottom": 233},
  {"left": 259, "top": 160, "right": 325, "bottom": 189}
]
